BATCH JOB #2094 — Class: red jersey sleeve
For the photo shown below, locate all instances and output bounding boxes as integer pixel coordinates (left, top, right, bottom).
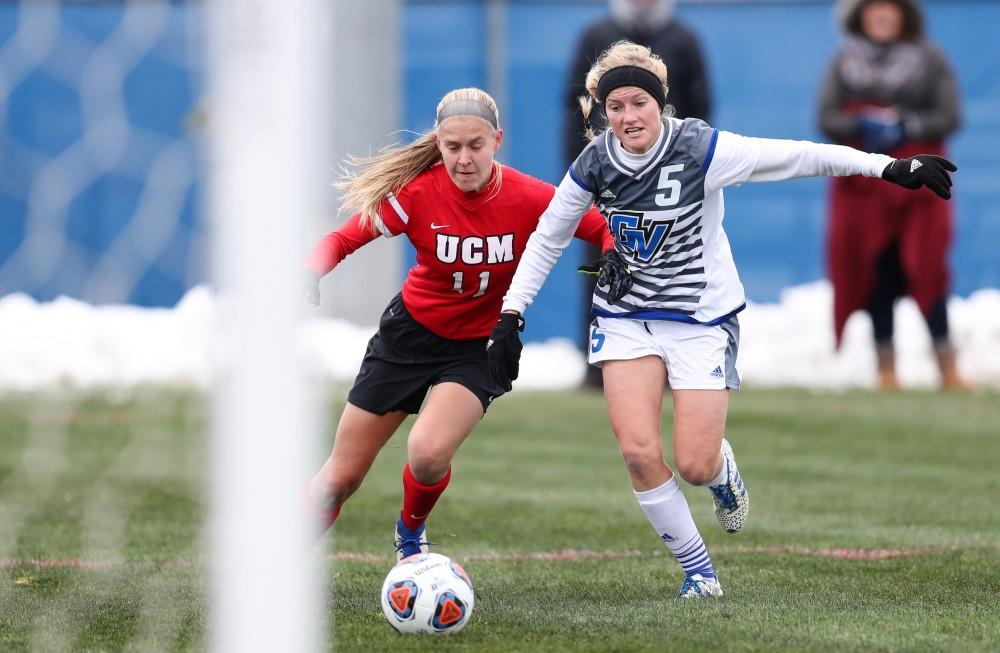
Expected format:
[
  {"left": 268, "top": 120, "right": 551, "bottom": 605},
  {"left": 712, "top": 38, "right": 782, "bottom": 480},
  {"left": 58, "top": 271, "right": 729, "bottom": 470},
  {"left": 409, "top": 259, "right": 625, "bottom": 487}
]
[
  {"left": 574, "top": 207, "right": 615, "bottom": 252},
  {"left": 374, "top": 187, "right": 415, "bottom": 236},
  {"left": 303, "top": 212, "right": 379, "bottom": 275}
]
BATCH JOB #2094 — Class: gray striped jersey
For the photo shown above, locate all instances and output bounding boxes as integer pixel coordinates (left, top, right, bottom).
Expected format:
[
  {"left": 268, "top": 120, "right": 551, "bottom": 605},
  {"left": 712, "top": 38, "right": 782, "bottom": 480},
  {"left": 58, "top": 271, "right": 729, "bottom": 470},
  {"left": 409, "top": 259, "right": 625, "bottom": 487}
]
[{"left": 570, "top": 117, "right": 745, "bottom": 325}]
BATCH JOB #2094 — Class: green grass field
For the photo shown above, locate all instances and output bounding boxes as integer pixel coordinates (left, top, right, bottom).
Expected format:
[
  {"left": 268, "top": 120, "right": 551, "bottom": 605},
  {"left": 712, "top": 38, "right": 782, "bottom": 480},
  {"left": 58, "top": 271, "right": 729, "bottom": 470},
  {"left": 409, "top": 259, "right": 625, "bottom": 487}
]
[{"left": 1, "top": 389, "right": 998, "bottom": 652}]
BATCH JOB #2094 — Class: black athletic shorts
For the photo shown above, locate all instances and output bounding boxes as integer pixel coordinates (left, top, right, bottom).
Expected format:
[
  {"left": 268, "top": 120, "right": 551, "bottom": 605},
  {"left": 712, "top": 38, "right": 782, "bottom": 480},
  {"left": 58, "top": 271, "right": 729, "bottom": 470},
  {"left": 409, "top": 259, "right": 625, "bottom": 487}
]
[{"left": 347, "top": 293, "right": 508, "bottom": 415}]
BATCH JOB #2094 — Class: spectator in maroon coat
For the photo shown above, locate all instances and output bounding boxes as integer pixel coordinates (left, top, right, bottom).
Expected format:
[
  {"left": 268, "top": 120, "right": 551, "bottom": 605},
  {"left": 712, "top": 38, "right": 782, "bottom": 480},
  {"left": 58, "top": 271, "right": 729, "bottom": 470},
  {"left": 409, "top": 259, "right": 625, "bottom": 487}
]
[{"left": 818, "top": 0, "right": 966, "bottom": 390}]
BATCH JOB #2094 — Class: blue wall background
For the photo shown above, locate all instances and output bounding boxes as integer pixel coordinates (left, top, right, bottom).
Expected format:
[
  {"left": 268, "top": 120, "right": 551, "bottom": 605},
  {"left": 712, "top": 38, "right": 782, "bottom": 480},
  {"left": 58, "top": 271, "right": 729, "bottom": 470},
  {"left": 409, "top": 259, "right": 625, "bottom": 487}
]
[
  {"left": 404, "top": 0, "right": 1000, "bottom": 342},
  {"left": 2, "top": 1, "right": 998, "bottom": 344},
  {"left": 0, "top": 2, "right": 203, "bottom": 307}
]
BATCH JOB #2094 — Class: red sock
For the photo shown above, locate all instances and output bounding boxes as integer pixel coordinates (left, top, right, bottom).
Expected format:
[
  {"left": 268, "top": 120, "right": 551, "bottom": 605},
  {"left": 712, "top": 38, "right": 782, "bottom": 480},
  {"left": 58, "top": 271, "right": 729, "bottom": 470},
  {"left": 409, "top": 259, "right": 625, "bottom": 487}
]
[
  {"left": 400, "top": 463, "right": 451, "bottom": 530},
  {"left": 303, "top": 485, "right": 341, "bottom": 540},
  {"left": 319, "top": 504, "right": 341, "bottom": 535}
]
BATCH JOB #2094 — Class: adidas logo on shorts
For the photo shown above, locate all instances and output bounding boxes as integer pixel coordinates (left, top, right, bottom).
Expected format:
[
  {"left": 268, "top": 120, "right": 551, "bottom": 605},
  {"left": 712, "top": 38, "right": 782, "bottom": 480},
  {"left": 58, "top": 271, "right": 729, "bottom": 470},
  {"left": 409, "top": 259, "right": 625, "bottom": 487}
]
[{"left": 710, "top": 366, "right": 724, "bottom": 378}]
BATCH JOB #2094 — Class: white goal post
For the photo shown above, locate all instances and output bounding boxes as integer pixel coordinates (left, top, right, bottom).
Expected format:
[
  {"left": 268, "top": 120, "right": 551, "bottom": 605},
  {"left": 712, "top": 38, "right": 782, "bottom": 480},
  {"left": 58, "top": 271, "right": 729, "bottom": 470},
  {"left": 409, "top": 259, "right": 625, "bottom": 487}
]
[{"left": 207, "top": 0, "right": 331, "bottom": 651}]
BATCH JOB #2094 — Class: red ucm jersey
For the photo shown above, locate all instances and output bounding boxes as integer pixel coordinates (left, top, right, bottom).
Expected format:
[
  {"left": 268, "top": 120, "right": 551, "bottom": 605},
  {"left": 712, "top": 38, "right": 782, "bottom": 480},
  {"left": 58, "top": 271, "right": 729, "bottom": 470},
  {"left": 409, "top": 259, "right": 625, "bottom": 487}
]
[
  {"left": 306, "top": 163, "right": 613, "bottom": 340},
  {"left": 378, "top": 164, "right": 612, "bottom": 339}
]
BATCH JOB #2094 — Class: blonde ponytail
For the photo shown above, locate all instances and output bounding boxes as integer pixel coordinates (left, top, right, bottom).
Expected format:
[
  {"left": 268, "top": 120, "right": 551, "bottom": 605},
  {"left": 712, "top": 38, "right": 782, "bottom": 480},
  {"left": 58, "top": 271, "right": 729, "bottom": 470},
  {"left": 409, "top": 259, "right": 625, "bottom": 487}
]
[
  {"left": 578, "top": 95, "right": 598, "bottom": 142},
  {"left": 336, "top": 134, "right": 441, "bottom": 234}
]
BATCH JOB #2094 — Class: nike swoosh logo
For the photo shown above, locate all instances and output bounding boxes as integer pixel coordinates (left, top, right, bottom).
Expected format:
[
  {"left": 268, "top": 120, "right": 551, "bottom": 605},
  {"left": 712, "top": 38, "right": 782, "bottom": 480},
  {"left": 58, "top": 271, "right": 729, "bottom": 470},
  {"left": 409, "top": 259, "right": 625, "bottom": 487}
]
[
  {"left": 409, "top": 513, "right": 428, "bottom": 520},
  {"left": 430, "top": 223, "right": 451, "bottom": 229}
]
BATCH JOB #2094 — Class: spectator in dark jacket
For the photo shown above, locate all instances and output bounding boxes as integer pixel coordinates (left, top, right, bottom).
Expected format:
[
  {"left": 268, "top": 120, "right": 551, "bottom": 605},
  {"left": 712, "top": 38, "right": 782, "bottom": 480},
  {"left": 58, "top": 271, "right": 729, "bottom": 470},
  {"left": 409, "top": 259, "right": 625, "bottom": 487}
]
[{"left": 565, "top": 0, "right": 712, "bottom": 388}]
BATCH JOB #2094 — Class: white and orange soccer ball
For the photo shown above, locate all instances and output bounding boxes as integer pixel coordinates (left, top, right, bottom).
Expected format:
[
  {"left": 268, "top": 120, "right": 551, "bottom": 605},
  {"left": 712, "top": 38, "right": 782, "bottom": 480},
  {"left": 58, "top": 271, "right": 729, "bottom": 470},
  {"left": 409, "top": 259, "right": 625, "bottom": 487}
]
[{"left": 380, "top": 552, "right": 474, "bottom": 635}]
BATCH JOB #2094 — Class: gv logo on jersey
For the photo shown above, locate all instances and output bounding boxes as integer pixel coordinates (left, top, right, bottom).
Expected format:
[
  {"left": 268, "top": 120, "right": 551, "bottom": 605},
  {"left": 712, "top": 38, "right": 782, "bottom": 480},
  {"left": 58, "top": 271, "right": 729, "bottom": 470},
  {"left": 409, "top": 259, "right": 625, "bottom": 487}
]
[{"left": 609, "top": 210, "right": 675, "bottom": 263}]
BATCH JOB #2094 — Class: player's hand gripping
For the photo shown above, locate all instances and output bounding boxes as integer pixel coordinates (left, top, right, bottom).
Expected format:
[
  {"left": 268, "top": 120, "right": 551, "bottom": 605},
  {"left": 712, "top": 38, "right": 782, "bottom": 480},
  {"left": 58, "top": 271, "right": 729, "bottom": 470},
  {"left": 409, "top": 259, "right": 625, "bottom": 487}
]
[
  {"left": 486, "top": 312, "right": 524, "bottom": 391},
  {"left": 881, "top": 155, "right": 957, "bottom": 200},
  {"left": 304, "top": 270, "right": 321, "bottom": 306},
  {"left": 578, "top": 249, "right": 633, "bottom": 303}
]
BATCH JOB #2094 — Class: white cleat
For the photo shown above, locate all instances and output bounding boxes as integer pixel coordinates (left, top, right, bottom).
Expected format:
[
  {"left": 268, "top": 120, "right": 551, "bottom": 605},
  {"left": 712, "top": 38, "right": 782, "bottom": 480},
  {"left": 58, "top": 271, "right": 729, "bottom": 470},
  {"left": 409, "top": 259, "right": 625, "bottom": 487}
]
[
  {"left": 677, "top": 573, "right": 724, "bottom": 599},
  {"left": 709, "top": 439, "right": 749, "bottom": 533}
]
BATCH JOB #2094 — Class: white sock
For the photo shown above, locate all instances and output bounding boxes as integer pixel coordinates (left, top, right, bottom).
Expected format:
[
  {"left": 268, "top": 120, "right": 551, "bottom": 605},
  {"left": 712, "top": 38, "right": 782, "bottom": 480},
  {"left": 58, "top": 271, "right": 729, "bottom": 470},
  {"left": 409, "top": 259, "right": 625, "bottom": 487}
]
[
  {"left": 634, "top": 476, "right": 716, "bottom": 579},
  {"left": 706, "top": 450, "right": 728, "bottom": 488}
]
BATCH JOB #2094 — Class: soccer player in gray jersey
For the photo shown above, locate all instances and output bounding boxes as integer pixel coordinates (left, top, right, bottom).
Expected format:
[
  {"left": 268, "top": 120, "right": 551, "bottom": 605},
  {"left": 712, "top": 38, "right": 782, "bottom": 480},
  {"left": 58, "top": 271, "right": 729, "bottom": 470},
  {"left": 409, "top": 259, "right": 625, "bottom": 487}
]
[{"left": 487, "top": 40, "right": 955, "bottom": 599}]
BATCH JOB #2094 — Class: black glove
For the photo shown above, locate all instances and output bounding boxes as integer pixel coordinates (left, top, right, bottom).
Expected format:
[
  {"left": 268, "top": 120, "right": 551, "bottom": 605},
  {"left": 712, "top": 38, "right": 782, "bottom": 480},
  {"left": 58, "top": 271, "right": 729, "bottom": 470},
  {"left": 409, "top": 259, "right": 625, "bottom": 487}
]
[
  {"left": 578, "top": 250, "right": 633, "bottom": 303},
  {"left": 881, "top": 155, "right": 957, "bottom": 200},
  {"left": 486, "top": 312, "right": 524, "bottom": 391},
  {"left": 304, "top": 270, "right": 321, "bottom": 306}
]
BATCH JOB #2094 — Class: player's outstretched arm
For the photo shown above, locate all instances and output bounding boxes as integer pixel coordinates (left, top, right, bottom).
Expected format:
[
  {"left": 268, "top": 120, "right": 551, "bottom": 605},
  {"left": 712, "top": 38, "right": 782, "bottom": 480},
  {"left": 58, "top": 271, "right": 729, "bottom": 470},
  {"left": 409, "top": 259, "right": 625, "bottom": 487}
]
[
  {"left": 301, "top": 212, "right": 381, "bottom": 306},
  {"left": 709, "top": 133, "right": 893, "bottom": 191},
  {"left": 881, "top": 154, "right": 957, "bottom": 199},
  {"left": 711, "top": 135, "right": 957, "bottom": 201},
  {"left": 303, "top": 270, "right": 321, "bottom": 306}
]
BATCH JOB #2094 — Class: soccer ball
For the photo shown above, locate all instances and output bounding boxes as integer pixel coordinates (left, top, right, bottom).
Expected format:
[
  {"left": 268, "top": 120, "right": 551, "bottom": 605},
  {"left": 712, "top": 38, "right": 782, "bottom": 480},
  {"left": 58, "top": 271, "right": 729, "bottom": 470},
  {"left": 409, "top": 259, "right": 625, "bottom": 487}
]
[{"left": 380, "top": 552, "right": 474, "bottom": 635}]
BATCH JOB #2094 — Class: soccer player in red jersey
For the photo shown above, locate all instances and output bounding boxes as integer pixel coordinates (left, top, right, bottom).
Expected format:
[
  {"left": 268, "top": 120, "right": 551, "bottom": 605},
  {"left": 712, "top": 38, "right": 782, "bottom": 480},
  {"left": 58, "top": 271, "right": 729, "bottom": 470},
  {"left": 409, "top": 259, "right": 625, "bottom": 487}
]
[{"left": 302, "top": 87, "right": 615, "bottom": 558}]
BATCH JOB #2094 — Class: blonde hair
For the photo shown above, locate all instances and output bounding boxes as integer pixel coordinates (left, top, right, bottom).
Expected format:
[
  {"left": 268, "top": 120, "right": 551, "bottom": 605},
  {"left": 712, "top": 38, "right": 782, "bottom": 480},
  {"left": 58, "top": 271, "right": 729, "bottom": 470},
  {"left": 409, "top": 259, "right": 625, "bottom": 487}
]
[
  {"left": 337, "top": 88, "right": 503, "bottom": 234},
  {"left": 578, "top": 40, "right": 670, "bottom": 142}
]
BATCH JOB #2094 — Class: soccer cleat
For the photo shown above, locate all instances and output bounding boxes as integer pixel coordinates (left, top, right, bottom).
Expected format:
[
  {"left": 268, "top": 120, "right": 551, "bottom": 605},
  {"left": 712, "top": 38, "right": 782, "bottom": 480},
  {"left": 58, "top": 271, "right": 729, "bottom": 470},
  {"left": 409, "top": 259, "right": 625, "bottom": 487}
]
[
  {"left": 677, "top": 573, "right": 724, "bottom": 599},
  {"left": 394, "top": 517, "right": 431, "bottom": 561},
  {"left": 709, "top": 439, "right": 749, "bottom": 533}
]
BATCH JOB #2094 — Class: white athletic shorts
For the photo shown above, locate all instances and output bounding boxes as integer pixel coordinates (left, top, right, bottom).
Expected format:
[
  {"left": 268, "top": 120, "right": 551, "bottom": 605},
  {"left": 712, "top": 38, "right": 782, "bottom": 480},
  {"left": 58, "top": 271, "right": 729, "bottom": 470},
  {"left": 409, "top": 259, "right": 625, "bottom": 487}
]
[{"left": 587, "top": 315, "right": 741, "bottom": 390}]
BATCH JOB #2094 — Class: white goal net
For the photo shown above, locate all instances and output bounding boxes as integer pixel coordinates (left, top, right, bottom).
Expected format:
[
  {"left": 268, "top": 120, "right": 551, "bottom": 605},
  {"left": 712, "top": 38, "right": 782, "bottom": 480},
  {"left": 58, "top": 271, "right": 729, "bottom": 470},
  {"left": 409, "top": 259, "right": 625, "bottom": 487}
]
[{"left": 0, "top": 1, "right": 331, "bottom": 650}]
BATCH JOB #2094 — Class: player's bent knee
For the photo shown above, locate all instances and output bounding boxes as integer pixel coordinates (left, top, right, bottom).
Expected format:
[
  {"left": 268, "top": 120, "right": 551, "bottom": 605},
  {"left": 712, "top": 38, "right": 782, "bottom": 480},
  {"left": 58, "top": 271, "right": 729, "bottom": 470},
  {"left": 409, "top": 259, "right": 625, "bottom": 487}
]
[
  {"left": 674, "top": 456, "right": 716, "bottom": 486},
  {"left": 406, "top": 453, "right": 452, "bottom": 484},
  {"left": 617, "top": 437, "right": 662, "bottom": 478},
  {"left": 323, "top": 473, "right": 364, "bottom": 505}
]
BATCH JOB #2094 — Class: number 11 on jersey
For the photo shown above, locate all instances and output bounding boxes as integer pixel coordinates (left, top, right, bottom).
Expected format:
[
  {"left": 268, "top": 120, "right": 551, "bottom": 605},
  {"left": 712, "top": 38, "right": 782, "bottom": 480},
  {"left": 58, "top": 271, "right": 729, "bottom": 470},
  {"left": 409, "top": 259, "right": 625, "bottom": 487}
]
[{"left": 452, "top": 271, "right": 489, "bottom": 297}]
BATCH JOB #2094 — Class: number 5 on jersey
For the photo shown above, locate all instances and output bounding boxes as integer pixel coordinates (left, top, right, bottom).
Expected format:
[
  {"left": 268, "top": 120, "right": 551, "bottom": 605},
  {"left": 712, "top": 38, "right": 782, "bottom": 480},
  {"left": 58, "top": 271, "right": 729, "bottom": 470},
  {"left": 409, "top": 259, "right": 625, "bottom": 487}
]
[
  {"left": 452, "top": 271, "right": 489, "bottom": 297},
  {"left": 655, "top": 164, "right": 684, "bottom": 207}
]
